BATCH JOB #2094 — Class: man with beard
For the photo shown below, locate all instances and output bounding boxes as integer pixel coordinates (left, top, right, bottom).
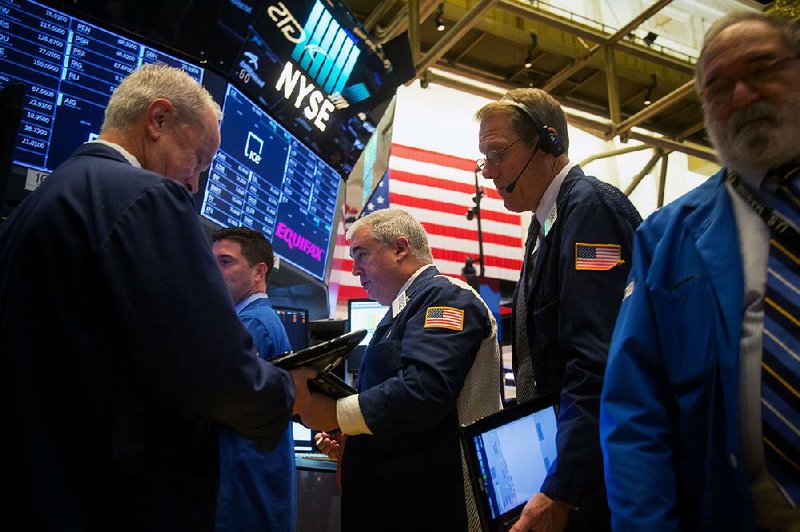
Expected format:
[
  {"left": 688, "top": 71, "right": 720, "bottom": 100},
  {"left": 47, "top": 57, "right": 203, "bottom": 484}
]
[{"left": 601, "top": 12, "right": 800, "bottom": 531}]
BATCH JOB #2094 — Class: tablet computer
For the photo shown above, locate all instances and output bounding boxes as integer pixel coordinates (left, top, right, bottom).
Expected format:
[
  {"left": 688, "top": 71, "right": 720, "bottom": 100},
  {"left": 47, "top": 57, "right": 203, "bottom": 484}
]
[
  {"left": 271, "top": 329, "right": 367, "bottom": 374},
  {"left": 461, "top": 394, "right": 559, "bottom": 532}
]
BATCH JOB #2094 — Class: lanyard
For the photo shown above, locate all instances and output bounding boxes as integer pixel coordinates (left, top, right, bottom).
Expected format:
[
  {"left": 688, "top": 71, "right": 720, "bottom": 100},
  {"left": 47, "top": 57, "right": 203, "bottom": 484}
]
[{"left": 726, "top": 170, "right": 800, "bottom": 249}]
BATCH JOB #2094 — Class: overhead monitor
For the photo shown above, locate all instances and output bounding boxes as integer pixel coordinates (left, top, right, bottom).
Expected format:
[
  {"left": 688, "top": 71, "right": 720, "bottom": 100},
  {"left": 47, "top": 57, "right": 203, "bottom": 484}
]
[
  {"left": 199, "top": 83, "right": 341, "bottom": 281},
  {"left": 272, "top": 305, "right": 309, "bottom": 353},
  {"left": 0, "top": 0, "right": 204, "bottom": 184},
  {"left": 223, "top": 0, "right": 401, "bottom": 177}
]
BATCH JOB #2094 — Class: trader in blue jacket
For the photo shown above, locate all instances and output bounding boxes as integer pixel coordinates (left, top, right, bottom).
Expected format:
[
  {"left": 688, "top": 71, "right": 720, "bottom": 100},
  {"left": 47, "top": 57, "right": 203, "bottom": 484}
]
[
  {"left": 212, "top": 227, "right": 296, "bottom": 531},
  {"left": 0, "top": 64, "right": 314, "bottom": 530},
  {"left": 303, "top": 208, "right": 502, "bottom": 531},
  {"left": 601, "top": 12, "right": 800, "bottom": 530},
  {"left": 475, "top": 88, "right": 641, "bottom": 531}
]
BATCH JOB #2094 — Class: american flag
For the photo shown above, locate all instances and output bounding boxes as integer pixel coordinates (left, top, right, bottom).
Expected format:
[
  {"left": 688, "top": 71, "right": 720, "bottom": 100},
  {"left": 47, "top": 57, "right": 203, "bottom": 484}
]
[
  {"left": 424, "top": 306, "right": 464, "bottom": 331},
  {"left": 575, "top": 243, "right": 622, "bottom": 271},
  {"left": 329, "top": 143, "right": 525, "bottom": 318}
]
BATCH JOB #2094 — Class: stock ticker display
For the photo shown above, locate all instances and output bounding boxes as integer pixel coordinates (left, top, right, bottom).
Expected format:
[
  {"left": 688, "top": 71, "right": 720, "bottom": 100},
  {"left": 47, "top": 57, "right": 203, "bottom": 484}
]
[
  {"left": 200, "top": 84, "right": 340, "bottom": 282},
  {"left": 0, "top": 0, "right": 203, "bottom": 178}
]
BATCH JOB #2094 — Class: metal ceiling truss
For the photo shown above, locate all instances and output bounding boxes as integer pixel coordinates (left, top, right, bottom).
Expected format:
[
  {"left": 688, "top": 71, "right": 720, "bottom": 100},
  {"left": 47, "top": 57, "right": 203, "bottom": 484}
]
[{"left": 360, "top": 0, "right": 718, "bottom": 165}]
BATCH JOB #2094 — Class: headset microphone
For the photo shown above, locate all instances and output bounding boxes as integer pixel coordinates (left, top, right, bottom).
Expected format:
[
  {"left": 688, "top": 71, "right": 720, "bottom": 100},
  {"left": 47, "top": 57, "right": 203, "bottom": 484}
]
[{"left": 505, "top": 146, "right": 539, "bottom": 194}]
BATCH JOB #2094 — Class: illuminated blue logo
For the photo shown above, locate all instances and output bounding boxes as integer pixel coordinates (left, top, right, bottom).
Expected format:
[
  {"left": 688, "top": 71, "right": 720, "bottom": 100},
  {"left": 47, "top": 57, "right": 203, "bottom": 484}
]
[{"left": 292, "top": 1, "right": 360, "bottom": 98}]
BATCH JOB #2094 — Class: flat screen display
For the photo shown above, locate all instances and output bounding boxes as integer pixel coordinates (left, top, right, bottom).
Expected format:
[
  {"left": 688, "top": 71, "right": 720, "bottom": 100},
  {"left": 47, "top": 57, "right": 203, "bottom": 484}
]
[
  {"left": 200, "top": 83, "right": 341, "bottom": 281},
  {"left": 225, "top": 0, "right": 394, "bottom": 177},
  {"left": 347, "top": 298, "right": 389, "bottom": 347},
  {"left": 272, "top": 305, "right": 309, "bottom": 353},
  {"left": 0, "top": 0, "right": 203, "bottom": 180}
]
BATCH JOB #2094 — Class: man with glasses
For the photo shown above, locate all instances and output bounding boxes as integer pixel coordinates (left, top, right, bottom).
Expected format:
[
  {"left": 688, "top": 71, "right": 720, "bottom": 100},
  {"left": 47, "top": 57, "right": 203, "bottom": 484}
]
[
  {"left": 475, "top": 89, "right": 640, "bottom": 531},
  {"left": 601, "top": 12, "right": 800, "bottom": 530}
]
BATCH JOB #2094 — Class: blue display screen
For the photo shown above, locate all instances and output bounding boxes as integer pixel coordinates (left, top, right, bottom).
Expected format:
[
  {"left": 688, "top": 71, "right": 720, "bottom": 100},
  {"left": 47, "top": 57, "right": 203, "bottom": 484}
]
[
  {"left": 200, "top": 83, "right": 341, "bottom": 282},
  {"left": 0, "top": 0, "right": 203, "bottom": 175}
]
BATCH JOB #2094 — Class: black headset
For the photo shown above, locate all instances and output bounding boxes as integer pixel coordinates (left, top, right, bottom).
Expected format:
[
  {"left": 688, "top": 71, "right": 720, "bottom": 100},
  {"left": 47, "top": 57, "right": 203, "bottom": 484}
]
[{"left": 502, "top": 99, "right": 565, "bottom": 157}]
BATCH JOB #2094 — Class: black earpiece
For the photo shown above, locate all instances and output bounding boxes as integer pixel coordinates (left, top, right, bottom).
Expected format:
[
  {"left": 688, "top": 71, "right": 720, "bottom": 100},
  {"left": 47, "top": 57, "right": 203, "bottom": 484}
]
[{"left": 503, "top": 99, "right": 565, "bottom": 157}]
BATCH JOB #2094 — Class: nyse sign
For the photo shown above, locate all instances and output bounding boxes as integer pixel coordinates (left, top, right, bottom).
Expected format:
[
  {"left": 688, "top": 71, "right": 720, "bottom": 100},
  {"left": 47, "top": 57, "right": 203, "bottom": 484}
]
[{"left": 275, "top": 61, "right": 335, "bottom": 132}]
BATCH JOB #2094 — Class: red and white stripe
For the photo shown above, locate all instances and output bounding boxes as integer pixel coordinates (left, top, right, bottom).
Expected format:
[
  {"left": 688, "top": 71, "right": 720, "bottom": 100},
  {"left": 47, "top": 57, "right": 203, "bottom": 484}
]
[{"left": 330, "top": 144, "right": 523, "bottom": 318}]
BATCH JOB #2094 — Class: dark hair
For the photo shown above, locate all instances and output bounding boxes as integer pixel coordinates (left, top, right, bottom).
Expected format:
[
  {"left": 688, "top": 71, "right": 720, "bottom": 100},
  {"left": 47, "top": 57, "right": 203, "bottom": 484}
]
[{"left": 212, "top": 227, "right": 274, "bottom": 274}]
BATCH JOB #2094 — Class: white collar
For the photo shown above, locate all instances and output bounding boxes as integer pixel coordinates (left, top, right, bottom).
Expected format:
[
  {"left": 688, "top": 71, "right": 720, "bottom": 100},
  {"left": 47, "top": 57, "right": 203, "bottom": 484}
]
[
  {"left": 534, "top": 160, "right": 576, "bottom": 228},
  {"left": 235, "top": 292, "right": 269, "bottom": 314},
  {"left": 90, "top": 140, "right": 142, "bottom": 169},
  {"left": 391, "top": 264, "right": 435, "bottom": 318}
]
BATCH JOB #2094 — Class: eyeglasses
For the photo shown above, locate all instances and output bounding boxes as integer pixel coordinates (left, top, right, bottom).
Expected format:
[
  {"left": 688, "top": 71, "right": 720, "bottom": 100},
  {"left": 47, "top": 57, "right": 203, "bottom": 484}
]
[
  {"left": 476, "top": 137, "right": 525, "bottom": 174},
  {"left": 701, "top": 56, "right": 799, "bottom": 104}
]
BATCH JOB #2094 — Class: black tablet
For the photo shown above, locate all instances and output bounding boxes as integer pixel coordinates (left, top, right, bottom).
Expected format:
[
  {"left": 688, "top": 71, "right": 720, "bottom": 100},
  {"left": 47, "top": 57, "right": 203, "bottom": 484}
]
[
  {"left": 461, "top": 394, "right": 559, "bottom": 532},
  {"left": 271, "top": 329, "right": 367, "bottom": 375}
]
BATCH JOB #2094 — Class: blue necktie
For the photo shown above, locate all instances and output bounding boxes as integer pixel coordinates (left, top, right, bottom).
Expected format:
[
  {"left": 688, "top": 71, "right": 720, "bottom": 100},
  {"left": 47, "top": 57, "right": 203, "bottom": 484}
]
[{"left": 762, "top": 166, "right": 800, "bottom": 506}]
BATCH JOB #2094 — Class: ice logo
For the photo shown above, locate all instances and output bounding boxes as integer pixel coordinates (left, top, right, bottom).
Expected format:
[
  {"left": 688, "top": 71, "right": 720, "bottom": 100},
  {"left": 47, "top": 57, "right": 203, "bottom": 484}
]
[{"left": 245, "top": 131, "right": 263, "bottom": 164}]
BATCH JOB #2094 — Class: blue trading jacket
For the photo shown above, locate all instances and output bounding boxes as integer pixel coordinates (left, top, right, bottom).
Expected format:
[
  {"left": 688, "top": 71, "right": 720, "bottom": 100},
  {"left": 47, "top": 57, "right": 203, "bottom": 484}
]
[
  {"left": 601, "top": 170, "right": 756, "bottom": 530},
  {"left": 216, "top": 297, "right": 296, "bottom": 531},
  {"left": 342, "top": 266, "right": 496, "bottom": 532},
  {"left": 513, "top": 165, "right": 641, "bottom": 530}
]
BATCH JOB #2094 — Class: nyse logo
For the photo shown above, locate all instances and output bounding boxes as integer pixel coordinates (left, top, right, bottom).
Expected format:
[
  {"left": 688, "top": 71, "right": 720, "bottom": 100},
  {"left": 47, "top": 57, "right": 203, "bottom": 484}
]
[
  {"left": 267, "top": 2, "right": 306, "bottom": 44},
  {"left": 245, "top": 132, "right": 263, "bottom": 164}
]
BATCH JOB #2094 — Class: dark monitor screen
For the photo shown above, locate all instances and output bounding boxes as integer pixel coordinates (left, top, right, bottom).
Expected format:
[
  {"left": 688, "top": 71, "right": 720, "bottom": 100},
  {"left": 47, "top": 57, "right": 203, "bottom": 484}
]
[
  {"left": 272, "top": 305, "right": 309, "bottom": 353},
  {"left": 0, "top": 0, "right": 204, "bottom": 180},
  {"left": 199, "top": 83, "right": 341, "bottom": 282},
  {"left": 223, "top": 0, "right": 397, "bottom": 178},
  {"left": 347, "top": 298, "right": 389, "bottom": 347}
]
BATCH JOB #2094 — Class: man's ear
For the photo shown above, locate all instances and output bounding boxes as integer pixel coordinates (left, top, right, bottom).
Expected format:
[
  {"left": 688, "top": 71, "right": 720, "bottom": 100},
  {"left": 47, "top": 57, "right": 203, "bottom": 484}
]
[
  {"left": 255, "top": 261, "right": 269, "bottom": 283},
  {"left": 394, "top": 236, "right": 410, "bottom": 261},
  {"left": 145, "top": 98, "right": 173, "bottom": 140}
]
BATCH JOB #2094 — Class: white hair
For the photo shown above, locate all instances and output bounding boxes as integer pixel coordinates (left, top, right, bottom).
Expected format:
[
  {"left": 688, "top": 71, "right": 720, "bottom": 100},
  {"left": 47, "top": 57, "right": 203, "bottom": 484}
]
[
  {"left": 101, "top": 63, "right": 221, "bottom": 133},
  {"left": 347, "top": 209, "right": 433, "bottom": 263}
]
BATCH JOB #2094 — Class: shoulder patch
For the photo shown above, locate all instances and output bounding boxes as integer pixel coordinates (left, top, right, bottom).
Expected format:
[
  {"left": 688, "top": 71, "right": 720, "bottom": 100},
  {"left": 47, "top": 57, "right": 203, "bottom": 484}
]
[
  {"left": 424, "top": 306, "right": 464, "bottom": 331},
  {"left": 575, "top": 242, "right": 623, "bottom": 271}
]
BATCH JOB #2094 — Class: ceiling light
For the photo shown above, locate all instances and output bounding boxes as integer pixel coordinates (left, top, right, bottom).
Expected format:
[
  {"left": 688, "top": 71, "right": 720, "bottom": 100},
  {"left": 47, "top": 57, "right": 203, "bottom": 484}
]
[
  {"left": 643, "top": 74, "right": 657, "bottom": 106},
  {"left": 435, "top": 3, "right": 445, "bottom": 32},
  {"left": 524, "top": 32, "right": 537, "bottom": 69}
]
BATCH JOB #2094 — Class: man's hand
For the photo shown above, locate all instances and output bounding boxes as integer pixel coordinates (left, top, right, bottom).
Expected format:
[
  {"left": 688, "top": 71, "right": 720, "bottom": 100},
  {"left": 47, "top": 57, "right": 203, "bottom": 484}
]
[
  {"left": 509, "top": 492, "right": 571, "bottom": 532},
  {"left": 314, "top": 430, "right": 345, "bottom": 459},
  {"left": 297, "top": 392, "right": 339, "bottom": 431},
  {"left": 288, "top": 366, "right": 317, "bottom": 416}
]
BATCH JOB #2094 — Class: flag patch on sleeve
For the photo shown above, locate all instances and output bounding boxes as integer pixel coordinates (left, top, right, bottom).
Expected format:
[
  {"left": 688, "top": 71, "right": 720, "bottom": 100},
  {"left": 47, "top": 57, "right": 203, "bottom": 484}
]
[
  {"left": 424, "top": 306, "right": 464, "bottom": 331},
  {"left": 575, "top": 243, "right": 623, "bottom": 271}
]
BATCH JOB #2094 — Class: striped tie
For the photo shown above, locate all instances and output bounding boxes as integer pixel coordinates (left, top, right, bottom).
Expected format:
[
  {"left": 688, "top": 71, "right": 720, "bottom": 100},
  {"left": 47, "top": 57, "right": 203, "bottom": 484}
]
[
  {"left": 514, "top": 217, "right": 540, "bottom": 402},
  {"left": 762, "top": 165, "right": 800, "bottom": 506}
]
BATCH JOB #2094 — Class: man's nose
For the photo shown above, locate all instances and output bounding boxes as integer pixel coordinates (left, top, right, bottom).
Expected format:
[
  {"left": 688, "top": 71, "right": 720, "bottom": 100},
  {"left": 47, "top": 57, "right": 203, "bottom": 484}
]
[{"left": 730, "top": 79, "right": 761, "bottom": 109}]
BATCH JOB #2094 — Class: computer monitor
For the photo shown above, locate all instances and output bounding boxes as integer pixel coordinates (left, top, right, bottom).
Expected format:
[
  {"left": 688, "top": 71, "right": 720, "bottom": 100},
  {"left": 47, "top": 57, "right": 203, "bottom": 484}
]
[
  {"left": 272, "top": 305, "right": 309, "bottom": 353},
  {"left": 348, "top": 298, "right": 389, "bottom": 346},
  {"left": 272, "top": 304, "right": 314, "bottom": 452},
  {"left": 0, "top": 0, "right": 204, "bottom": 181}
]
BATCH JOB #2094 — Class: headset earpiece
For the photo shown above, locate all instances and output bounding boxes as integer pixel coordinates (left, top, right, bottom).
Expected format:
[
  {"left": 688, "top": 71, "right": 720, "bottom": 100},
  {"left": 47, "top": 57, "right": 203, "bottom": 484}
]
[{"left": 503, "top": 99, "right": 565, "bottom": 157}]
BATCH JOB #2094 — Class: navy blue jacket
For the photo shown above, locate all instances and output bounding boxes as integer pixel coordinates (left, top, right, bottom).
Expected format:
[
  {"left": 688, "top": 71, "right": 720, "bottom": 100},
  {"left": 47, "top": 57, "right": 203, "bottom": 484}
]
[
  {"left": 342, "top": 267, "right": 496, "bottom": 532},
  {"left": 601, "top": 171, "right": 757, "bottom": 530},
  {"left": 513, "top": 165, "right": 641, "bottom": 530},
  {"left": 0, "top": 143, "right": 294, "bottom": 531},
  {"left": 216, "top": 297, "right": 296, "bottom": 531}
]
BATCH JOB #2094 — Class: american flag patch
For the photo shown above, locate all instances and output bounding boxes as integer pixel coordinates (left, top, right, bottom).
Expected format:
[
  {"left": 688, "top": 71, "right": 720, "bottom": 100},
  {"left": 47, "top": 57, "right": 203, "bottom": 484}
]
[
  {"left": 575, "top": 243, "right": 623, "bottom": 271},
  {"left": 424, "top": 306, "right": 464, "bottom": 331}
]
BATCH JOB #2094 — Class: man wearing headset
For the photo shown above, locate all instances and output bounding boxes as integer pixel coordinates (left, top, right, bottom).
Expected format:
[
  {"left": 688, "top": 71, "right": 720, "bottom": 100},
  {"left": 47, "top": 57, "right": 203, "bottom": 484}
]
[{"left": 475, "top": 89, "right": 641, "bottom": 531}]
